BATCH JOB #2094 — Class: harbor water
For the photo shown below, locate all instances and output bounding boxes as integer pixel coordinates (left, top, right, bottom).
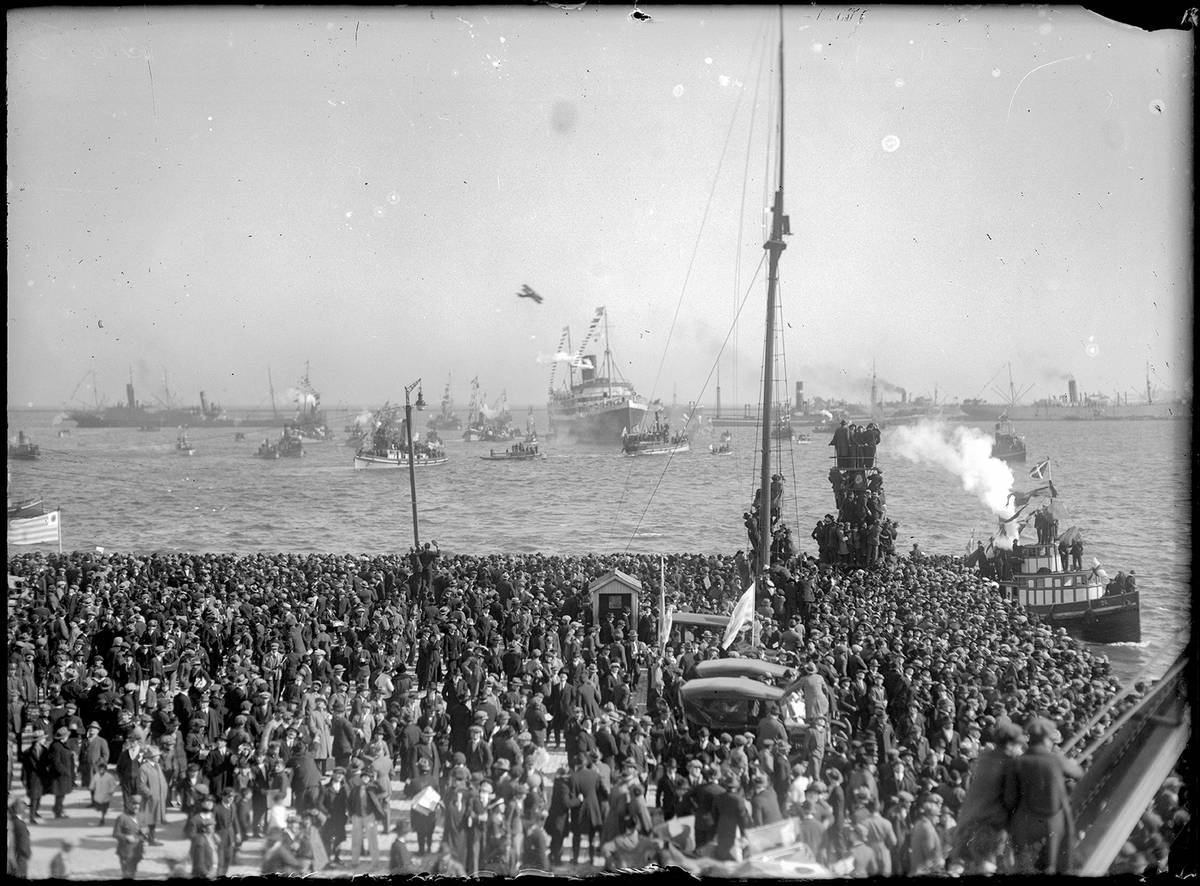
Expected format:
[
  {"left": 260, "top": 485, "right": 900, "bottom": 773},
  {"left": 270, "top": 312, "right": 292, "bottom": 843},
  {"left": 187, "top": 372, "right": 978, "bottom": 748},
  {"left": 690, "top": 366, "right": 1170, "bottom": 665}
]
[{"left": 6, "top": 410, "right": 1191, "bottom": 684}]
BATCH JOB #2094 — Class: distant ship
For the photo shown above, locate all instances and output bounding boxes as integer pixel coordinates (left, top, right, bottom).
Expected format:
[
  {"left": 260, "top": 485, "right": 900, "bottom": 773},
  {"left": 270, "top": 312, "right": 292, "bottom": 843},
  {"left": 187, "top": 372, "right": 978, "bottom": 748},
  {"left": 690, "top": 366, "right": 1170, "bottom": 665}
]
[
  {"left": 427, "top": 376, "right": 463, "bottom": 432},
  {"left": 961, "top": 367, "right": 1189, "bottom": 422},
  {"left": 547, "top": 307, "right": 648, "bottom": 444},
  {"left": 66, "top": 370, "right": 278, "bottom": 429}
]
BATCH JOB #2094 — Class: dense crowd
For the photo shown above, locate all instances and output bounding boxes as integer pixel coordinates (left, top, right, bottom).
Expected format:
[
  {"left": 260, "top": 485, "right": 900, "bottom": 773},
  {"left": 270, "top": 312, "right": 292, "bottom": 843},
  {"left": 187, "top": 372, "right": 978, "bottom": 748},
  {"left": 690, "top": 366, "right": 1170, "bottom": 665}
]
[{"left": 5, "top": 536, "right": 1186, "bottom": 877}]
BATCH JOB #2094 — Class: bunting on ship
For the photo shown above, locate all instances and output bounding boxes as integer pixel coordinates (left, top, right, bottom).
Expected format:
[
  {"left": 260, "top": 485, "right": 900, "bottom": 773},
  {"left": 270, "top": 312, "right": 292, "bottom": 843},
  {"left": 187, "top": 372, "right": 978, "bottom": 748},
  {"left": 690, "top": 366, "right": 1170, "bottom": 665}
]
[{"left": 8, "top": 510, "right": 61, "bottom": 545}]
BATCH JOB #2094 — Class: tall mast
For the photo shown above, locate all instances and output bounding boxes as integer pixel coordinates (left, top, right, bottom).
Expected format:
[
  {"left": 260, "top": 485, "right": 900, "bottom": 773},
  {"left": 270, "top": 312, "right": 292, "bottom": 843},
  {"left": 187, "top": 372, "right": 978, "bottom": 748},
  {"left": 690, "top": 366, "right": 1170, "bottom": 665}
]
[
  {"left": 268, "top": 366, "right": 278, "bottom": 420},
  {"left": 603, "top": 308, "right": 612, "bottom": 398},
  {"left": 757, "top": 12, "right": 789, "bottom": 583}
]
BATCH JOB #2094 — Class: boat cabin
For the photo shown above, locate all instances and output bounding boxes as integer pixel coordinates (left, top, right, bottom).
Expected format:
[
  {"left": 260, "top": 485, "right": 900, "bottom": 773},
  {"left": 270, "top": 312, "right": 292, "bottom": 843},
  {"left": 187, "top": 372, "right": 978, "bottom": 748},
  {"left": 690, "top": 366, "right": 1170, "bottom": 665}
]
[{"left": 1003, "top": 542, "right": 1104, "bottom": 608}]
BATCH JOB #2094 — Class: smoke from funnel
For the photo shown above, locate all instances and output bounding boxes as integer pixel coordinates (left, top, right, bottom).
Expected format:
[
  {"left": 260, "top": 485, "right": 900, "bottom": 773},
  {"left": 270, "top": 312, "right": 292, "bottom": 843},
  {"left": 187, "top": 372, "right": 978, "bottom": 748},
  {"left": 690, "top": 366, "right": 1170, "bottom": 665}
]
[
  {"left": 874, "top": 376, "right": 905, "bottom": 394},
  {"left": 891, "top": 421, "right": 1020, "bottom": 545}
]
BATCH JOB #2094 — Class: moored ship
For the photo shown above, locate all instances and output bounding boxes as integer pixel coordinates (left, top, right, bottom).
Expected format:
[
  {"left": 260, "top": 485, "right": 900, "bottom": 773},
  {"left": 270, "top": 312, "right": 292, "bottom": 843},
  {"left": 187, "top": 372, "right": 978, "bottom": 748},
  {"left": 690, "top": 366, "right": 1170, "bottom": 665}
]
[
  {"left": 962, "top": 368, "right": 1189, "bottom": 422},
  {"left": 547, "top": 306, "right": 648, "bottom": 443}
]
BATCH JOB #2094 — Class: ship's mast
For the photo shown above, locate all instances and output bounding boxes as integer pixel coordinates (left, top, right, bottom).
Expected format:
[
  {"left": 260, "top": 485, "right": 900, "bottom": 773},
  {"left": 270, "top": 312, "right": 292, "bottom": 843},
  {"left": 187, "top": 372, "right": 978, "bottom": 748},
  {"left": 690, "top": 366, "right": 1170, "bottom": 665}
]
[
  {"left": 757, "top": 13, "right": 788, "bottom": 584},
  {"left": 603, "top": 308, "right": 612, "bottom": 399},
  {"left": 268, "top": 366, "right": 279, "bottom": 420}
]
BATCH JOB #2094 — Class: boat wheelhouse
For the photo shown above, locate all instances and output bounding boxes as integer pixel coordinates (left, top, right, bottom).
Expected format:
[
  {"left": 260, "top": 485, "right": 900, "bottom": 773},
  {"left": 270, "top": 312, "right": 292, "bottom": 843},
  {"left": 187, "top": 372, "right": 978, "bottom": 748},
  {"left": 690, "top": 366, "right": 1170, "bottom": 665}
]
[
  {"left": 992, "top": 419, "right": 1027, "bottom": 463},
  {"left": 999, "top": 541, "right": 1140, "bottom": 643}
]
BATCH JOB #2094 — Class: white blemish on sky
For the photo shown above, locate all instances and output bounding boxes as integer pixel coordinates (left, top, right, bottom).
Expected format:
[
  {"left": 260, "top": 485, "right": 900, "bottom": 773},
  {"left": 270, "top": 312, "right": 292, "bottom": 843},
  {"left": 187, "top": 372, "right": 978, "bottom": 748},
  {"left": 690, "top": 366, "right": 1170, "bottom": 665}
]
[
  {"left": 881, "top": 134, "right": 900, "bottom": 152},
  {"left": 895, "top": 78, "right": 904, "bottom": 88},
  {"left": 672, "top": 84, "right": 684, "bottom": 98}
]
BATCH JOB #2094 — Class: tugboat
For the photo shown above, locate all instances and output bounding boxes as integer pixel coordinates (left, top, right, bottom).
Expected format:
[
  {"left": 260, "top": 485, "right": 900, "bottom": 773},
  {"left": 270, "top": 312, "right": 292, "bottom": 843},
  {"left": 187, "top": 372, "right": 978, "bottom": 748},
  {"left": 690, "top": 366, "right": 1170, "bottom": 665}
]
[
  {"left": 256, "top": 427, "right": 304, "bottom": 459},
  {"left": 710, "top": 430, "right": 733, "bottom": 455},
  {"left": 481, "top": 433, "right": 544, "bottom": 462},
  {"left": 7, "top": 431, "right": 40, "bottom": 460},
  {"left": 353, "top": 416, "right": 446, "bottom": 469},
  {"left": 175, "top": 428, "right": 196, "bottom": 456},
  {"left": 288, "top": 363, "right": 330, "bottom": 440},
  {"left": 622, "top": 411, "right": 689, "bottom": 456},
  {"left": 996, "top": 536, "right": 1141, "bottom": 643},
  {"left": 991, "top": 417, "right": 1027, "bottom": 463},
  {"left": 991, "top": 462, "right": 1140, "bottom": 643},
  {"left": 353, "top": 438, "right": 447, "bottom": 469}
]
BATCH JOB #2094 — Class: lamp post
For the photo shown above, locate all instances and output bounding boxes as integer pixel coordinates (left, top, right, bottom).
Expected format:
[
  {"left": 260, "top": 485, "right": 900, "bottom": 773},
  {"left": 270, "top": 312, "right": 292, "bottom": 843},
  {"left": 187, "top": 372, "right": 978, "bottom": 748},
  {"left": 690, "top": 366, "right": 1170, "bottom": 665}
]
[{"left": 404, "top": 378, "right": 426, "bottom": 549}]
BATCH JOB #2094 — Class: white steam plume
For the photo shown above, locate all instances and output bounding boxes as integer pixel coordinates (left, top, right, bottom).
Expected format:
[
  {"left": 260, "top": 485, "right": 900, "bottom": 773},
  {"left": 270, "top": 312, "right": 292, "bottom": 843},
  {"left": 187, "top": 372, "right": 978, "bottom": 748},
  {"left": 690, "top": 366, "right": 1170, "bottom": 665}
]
[{"left": 891, "top": 421, "right": 1020, "bottom": 547}]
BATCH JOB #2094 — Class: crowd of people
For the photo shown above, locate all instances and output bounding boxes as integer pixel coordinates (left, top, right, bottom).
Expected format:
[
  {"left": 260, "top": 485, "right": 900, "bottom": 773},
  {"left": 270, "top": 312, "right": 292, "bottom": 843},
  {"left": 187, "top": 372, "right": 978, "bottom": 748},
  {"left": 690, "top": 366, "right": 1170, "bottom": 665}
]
[{"left": 5, "top": 525, "right": 1187, "bottom": 877}]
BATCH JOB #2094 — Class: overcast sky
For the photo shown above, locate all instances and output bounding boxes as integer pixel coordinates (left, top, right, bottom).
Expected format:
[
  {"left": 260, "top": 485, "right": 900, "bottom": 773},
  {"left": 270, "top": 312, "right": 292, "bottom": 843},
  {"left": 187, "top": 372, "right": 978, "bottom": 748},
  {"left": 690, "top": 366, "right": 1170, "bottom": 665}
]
[{"left": 7, "top": 5, "right": 1193, "bottom": 416}]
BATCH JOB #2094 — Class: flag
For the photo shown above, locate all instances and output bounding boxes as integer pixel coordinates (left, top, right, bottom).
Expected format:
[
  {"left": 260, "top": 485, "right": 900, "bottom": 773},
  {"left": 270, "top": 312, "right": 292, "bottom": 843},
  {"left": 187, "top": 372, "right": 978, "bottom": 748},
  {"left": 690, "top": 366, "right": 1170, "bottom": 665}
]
[
  {"left": 7, "top": 510, "right": 61, "bottom": 545},
  {"left": 1029, "top": 459, "right": 1050, "bottom": 480},
  {"left": 721, "top": 582, "right": 756, "bottom": 650},
  {"left": 517, "top": 284, "right": 544, "bottom": 304}
]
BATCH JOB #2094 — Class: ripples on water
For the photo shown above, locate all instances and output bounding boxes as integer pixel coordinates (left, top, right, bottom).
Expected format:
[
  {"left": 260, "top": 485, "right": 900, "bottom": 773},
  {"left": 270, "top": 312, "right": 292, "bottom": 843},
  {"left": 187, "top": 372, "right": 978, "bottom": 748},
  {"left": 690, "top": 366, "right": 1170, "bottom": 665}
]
[{"left": 6, "top": 412, "right": 1190, "bottom": 681}]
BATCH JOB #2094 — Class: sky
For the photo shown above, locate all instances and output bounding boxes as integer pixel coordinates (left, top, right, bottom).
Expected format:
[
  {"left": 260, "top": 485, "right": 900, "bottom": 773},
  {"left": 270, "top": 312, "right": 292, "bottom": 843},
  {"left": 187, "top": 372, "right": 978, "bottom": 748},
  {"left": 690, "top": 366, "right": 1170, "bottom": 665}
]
[{"left": 7, "top": 5, "right": 1193, "bottom": 417}]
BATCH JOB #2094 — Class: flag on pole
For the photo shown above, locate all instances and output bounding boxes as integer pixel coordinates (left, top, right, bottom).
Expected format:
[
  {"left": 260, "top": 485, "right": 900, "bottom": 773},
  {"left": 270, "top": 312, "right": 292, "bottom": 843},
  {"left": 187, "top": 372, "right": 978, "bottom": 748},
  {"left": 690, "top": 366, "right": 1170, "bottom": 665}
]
[
  {"left": 7, "top": 510, "right": 61, "bottom": 545},
  {"left": 721, "top": 582, "right": 756, "bottom": 650},
  {"left": 1029, "top": 459, "right": 1050, "bottom": 480}
]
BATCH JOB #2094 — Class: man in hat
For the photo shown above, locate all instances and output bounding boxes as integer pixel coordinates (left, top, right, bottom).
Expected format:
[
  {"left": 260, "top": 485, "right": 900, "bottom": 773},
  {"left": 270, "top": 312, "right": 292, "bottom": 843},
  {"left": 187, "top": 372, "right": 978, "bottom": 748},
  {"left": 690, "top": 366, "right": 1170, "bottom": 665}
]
[
  {"left": 214, "top": 786, "right": 241, "bottom": 876},
  {"left": 749, "top": 769, "right": 784, "bottom": 826},
  {"left": 319, "top": 766, "right": 351, "bottom": 866},
  {"left": 20, "top": 728, "right": 51, "bottom": 822},
  {"left": 404, "top": 756, "right": 440, "bottom": 855},
  {"left": 137, "top": 744, "right": 169, "bottom": 844},
  {"left": 713, "top": 772, "right": 750, "bottom": 861},
  {"left": 954, "top": 716, "right": 1023, "bottom": 874},
  {"left": 569, "top": 752, "right": 606, "bottom": 866},
  {"left": 112, "top": 794, "right": 147, "bottom": 878},
  {"left": 908, "top": 793, "right": 945, "bottom": 875},
  {"left": 48, "top": 725, "right": 77, "bottom": 817},
  {"left": 1003, "top": 716, "right": 1083, "bottom": 875}
]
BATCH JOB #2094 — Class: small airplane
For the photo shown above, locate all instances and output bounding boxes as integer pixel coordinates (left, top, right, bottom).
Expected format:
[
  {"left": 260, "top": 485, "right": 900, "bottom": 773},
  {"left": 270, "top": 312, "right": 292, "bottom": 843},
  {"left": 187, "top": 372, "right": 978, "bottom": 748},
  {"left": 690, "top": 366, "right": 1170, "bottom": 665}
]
[{"left": 517, "top": 284, "right": 544, "bottom": 304}]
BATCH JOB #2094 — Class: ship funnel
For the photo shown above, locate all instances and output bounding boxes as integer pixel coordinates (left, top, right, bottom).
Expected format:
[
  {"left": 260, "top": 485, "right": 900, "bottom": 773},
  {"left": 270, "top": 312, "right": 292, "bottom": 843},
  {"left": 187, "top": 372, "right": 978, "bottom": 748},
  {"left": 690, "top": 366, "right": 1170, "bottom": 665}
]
[
  {"left": 581, "top": 355, "right": 597, "bottom": 383},
  {"left": 795, "top": 381, "right": 805, "bottom": 411},
  {"left": 1068, "top": 378, "right": 1078, "bottom": 405},
  {"left": 899, "top": 387, "right": 907, "bottom": 405},
  {"left": 126, "top": 382, "right": 136, "bottom": 410},
  {"left": 200, "top": 391, "right": 209, "bottom": 415}
]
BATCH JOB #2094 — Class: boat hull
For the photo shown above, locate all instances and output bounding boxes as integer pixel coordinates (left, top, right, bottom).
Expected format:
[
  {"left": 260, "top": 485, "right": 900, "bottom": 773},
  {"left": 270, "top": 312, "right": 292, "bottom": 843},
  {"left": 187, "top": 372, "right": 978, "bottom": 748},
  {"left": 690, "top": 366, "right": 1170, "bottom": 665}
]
[
  {"left": 549, "top": 401, "right": 649, "bottom": 444},
  {"left": 624, "top": 442, "right": 689, "bottom": 456},
  {"left": 1027, "top": 592, "right": 1142, "bottom": 644},
  {"left": 480, "top": 453, "right": 544, "bottom": 461},
  {"left": 353, "top": 452, "right": 448, "bottom": 470},
  {"left": 961, "top": 401, "right": 1189, "bottom": 421}
]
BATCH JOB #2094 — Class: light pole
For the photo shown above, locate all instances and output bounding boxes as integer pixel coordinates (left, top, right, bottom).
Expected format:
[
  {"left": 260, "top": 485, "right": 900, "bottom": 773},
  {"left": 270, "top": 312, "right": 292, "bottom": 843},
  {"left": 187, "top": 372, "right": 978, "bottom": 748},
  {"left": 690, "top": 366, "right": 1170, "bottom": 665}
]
[{"left": 403, "top": 378, "right": 426, "bottom": 549}]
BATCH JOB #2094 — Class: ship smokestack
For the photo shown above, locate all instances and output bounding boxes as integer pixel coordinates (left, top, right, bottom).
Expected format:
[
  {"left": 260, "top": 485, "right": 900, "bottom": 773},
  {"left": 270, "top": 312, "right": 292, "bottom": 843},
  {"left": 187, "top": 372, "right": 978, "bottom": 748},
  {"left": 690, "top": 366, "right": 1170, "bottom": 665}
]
[
  {"left": 200, "top": 391, "right": 209, "bottom": 415},
  {"left": 795, "top": 381, "right": 805, "bottom": 412},
  {"left": 126, "top": 382, "right": 136, "bottom": 410},
  {"left": 899, "top": 387, "right": 907, "bottom": 405},
  {"left": 1068, "top": 378, "right": 1078, "bottom": 405},
  {"left": 581, "top": 355, "right": 596, "bottom": 383}
]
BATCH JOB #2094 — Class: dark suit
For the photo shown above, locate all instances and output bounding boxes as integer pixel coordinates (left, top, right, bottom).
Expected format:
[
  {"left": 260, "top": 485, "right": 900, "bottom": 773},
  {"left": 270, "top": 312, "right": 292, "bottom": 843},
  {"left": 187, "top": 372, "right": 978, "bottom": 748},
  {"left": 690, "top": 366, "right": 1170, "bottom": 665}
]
[
  {"left": 568, "top": 766, "right": 606, "bottom": 863},
  {"left": 713, "top": 790, "right": 749, "bottom": 860},
  {"left": 1003, "top": 745, "right": 1082, "bottom": 874}
]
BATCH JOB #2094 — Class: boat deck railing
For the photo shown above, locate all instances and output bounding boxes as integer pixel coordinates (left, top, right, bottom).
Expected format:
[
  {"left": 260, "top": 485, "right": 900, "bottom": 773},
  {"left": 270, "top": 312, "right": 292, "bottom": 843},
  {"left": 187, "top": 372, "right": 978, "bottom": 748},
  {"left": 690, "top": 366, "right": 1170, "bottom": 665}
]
[{"left": 1068, "top": 654, "right": 1190, "bottom": 875}]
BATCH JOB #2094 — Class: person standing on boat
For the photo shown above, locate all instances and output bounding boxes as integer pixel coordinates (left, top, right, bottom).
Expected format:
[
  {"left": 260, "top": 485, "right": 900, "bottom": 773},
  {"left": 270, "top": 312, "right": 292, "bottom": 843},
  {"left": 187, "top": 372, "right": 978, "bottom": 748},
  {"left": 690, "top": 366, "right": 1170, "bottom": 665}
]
[
  {"left": 1003, "top": 717, "right": 1082, "bottom": 875},
  {"left": 1069, "top": 537, "right": 1084, "bottom": 571}
]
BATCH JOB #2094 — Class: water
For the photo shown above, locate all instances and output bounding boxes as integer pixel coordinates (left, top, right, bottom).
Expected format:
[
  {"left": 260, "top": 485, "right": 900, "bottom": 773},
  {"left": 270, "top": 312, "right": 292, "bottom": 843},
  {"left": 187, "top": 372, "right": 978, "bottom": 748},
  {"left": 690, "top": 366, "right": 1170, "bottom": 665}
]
[{"left": 6, "top": 411, "right": 1191, "bottom": 683}]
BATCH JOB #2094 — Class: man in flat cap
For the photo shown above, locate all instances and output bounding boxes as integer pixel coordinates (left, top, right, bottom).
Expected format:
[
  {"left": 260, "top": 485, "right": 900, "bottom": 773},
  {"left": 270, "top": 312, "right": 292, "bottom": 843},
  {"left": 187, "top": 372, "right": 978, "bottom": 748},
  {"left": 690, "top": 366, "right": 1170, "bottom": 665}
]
[
  {"left": 954, "top": 715, "right": 1024, "bottom": 874},
  {"left": 1003, "top": 716, "right": 1083, "bottom": 875}
]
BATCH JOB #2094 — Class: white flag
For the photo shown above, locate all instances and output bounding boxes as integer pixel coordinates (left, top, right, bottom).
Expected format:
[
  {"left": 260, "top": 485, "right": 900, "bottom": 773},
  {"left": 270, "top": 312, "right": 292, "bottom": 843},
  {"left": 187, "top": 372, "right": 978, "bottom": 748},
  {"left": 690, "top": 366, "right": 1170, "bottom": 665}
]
[
  {"left": 7, "top": 510, "right": 61, "bottom": 545},
  {"left": 721, "top": 582, "right": 756, "bottom": 650}
]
